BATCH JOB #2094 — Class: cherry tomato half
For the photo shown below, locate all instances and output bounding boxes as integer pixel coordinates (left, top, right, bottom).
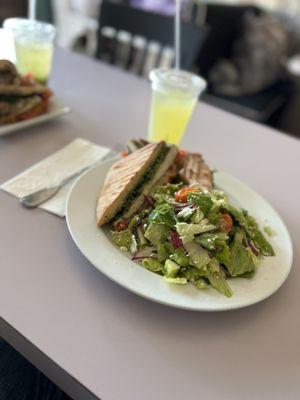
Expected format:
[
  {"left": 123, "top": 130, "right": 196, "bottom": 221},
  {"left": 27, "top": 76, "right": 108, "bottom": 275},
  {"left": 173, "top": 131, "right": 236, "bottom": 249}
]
[
  {"left": 114, "top": 220, "right": 128, "bottom": 231},
  {"left": 175, "top": 149, "right": 187, "bottom": 167},
  {"left": 219, "top": 213, "right": 233, "bottom": 233},
  {"left": 175, "top": 187, "right": 199, "bottom": 203}
]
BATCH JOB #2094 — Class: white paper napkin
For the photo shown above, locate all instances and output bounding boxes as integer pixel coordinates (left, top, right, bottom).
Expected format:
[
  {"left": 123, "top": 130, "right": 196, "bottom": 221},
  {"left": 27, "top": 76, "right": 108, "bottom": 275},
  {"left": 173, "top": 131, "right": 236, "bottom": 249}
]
[{"left": 1, "top": 138, "right": 111, "bottom": 217}]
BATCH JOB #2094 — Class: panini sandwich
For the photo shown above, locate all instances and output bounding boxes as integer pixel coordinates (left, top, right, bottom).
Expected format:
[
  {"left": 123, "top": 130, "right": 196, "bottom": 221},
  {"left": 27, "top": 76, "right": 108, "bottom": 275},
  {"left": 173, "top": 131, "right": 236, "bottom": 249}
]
[{"left": 96, "top": 141, "right": 178, "bottom": 226}]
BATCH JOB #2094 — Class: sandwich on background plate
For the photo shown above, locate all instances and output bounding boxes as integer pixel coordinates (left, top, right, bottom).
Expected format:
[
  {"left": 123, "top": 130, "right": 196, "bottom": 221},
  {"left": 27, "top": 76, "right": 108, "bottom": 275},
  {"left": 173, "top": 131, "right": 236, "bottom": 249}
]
[{"left": 0, "top": 59, "right": 53, "bottom": 125}]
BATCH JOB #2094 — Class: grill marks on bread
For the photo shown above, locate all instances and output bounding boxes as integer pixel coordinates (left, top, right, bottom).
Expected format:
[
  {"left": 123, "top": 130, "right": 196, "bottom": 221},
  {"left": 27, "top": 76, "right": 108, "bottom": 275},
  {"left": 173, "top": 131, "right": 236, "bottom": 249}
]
[
  {"left": 96, "top": 142, "right": 164, "bottom": 226},
  {"left": 179, "top": 153, "right": 213, "bottom": 189},
  {"left": 122, "top": 144, "right": 178, "bottom": 218}
]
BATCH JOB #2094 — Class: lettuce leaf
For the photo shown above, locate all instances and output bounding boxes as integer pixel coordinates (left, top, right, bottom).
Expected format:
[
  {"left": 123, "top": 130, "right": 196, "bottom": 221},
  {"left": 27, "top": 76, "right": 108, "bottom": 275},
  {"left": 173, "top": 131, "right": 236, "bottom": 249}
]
[
  {"left": 195, "top": 232, "right": 228, "bottom": 250},
  {"left": 164, "top": 241, "right": 174, "bottom": 255},
  {"left": 163, "top": 276, "right": 187, "bottom": 284},
  {"left": 185, "top": 267, "right": 209, "bottom": 288},
  {"left": 144, "top": 223, "right": 170, "bottom": 245},
  {"left": 111, "top": 228, "right": 137, "bottom": 254},
  {"left": 184, "top": 241, "right": 210, "bottom": 270},
  {"left": 221, "top": 202, "right": 247, "bottom": 226},
  {"left": 152, "top": 183, "right": 183, "bottom": 196},
  {"left": 157, "top": 243, "right": 169, "bottom": 263},
  {"left": 205, "top": 260, "right": 233, "bottom": 297},
  {"left": 176, "top": 221, "right": 215, "bottom": 243},
  {"left": 170, "top": 248, "right": 190, "bottom": 267},
  {"left": 184, "top": 242, "right": 232, "bottom": 296},
  {"left": 142, "top": 258, "right": 163, "bottom": 272},
  {"left": 164, "top": 259, "right": 180, "bottom": 277},
  {"left": 263, "top": 226, "right": 274, "bottom": 237},
  {"left": 148, "top": 203, "right": 177, "bottom": 227},
  {"left": 244, "top": 215, "right": 275, "bottom": 256},
  {"left": 152, "top": 183, "right": 183, "bottom": 204},
  {"left": 128, "top": 214, "right": 141, "bottom": 230},
  {"left": 187, "top": 192, "right": 213, "bottom": 216},
  {"left": 136, "top": 226, "right": 148, "bottom": 247},
  {"left": 215, "top": 243, "right": 231, "bottom": 268},
  {"left": 191, "top": 208, "right": 204, "bottom": 223},
  {"left": 222, "top": 202, "right": 274, "bottom": 257},
  {"left": 227, "top": 231, "right": 258, "bottom": 277},
  {"left": 177, "top": 206, "right": 196, "bottom": 221}
]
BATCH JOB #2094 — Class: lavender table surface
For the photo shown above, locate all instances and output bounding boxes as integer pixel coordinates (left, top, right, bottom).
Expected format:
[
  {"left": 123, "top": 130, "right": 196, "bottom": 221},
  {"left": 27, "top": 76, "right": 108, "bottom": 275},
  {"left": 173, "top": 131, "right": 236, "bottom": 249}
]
[{"left": 0, "top": 49, "right": 299, "bottom": 400}]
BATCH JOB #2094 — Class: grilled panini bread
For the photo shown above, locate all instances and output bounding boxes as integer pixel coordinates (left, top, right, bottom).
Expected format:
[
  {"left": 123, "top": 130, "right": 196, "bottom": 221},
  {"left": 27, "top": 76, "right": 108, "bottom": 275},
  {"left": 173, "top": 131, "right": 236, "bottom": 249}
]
[
  {"left": 122, "top": 144, "right": 178, "bottom": 218},
  {"left": 97, "top": 142, "right": 164, "bottom": 225},
  {"left": 125, "top": 139, "right": 214, "bottom": 189},
  {"left": 179, "top": 153, "right": 213, "bottom": 189},
  {"left": 96, "top": 141, "right": 178, "bottom": 226}
]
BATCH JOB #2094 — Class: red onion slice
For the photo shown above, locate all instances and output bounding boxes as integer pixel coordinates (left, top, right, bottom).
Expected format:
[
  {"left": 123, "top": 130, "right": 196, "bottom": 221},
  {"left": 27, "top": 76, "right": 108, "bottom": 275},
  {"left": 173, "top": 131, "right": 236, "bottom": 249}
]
[
  {"left": 170, "top": 229, "right": 183, "bottom": 249},
  {"left": 173, "top": 203, "right": 197, "bottom": 212},
  {"left": 132, "top": 247, "right": 157, "bottom": 260},
  {"left": 143, "top": 195, "right": 155, "bottom": 207}
]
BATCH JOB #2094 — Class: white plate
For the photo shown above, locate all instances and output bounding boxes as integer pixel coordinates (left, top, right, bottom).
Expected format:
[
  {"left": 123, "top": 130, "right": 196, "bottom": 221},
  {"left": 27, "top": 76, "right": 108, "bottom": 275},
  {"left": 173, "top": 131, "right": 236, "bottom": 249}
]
[
  {"left": 66, "top": 160, "right": 293, "bottom": 311},
  {"left": 0, "top": 98, "right": 70, "bottom": 136}
]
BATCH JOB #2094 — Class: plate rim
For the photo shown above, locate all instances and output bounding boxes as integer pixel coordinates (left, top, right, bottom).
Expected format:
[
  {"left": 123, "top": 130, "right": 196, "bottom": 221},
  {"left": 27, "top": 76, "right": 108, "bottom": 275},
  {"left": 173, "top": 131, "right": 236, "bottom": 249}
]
[{"left": 66, "top": 161, "right": 293, "bottom": 312}]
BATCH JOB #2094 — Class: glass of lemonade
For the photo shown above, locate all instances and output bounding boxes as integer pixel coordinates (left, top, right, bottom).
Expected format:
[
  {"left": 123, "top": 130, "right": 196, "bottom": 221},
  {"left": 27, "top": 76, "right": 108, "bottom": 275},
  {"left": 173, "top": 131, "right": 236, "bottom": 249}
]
[
  {"left": 148, "top": 68, "right": 206, "bottom": 145},
  {"left": 4, "top": 18, "right": 55, "bottom": 84}
]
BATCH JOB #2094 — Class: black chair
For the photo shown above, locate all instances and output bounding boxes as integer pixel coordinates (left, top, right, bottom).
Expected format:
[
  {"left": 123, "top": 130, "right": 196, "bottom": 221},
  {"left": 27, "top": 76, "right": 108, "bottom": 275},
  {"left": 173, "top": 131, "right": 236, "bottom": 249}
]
[
  {"left": 96, "top": 0, "right": 207, "bottom": 71},
  {"left": 196, "top": 4, "right": 261, "bottom": 77},
  {"left": 203, "top": 79, "right": 293, "bottom": 123},
  {"left": 194, "top": 4, "right": 293, "bottom": 124}
]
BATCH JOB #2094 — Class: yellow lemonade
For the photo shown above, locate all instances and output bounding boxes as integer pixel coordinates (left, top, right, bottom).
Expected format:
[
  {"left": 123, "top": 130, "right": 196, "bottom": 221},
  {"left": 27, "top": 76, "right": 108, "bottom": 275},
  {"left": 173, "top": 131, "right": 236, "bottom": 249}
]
[
  {"left": 149, "top": 91, "right": 197, "bottom": 144},
  {"left": 15, "top": 40, "right": 53, "bottom": 83},
  {"left": 148, "top": 69, "right": 206, "bottom": 145}
]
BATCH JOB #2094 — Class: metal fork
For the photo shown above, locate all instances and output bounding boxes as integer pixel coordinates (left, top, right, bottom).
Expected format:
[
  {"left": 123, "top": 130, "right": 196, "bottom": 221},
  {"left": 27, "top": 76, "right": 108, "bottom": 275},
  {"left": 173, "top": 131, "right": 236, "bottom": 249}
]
[{"left": 20, "top": 148, "right": 120, "bottom": 208}]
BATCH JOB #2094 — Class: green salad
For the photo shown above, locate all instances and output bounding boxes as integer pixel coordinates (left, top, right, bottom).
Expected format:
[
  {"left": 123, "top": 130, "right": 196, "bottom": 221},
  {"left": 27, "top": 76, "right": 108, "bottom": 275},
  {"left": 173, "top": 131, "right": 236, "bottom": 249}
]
[{"left": 111, "top": 183, "right": 274, "bottom": 297}]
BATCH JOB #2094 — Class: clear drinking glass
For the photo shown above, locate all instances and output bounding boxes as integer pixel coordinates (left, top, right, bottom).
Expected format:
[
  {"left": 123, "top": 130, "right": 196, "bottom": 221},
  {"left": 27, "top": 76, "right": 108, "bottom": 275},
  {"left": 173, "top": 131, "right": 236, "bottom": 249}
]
[
  {"left": 3, "top": 18, "right": 55, "bottom": 84},
  {"left": 148, "top": 68, "right": 206, "bottom": 145}
]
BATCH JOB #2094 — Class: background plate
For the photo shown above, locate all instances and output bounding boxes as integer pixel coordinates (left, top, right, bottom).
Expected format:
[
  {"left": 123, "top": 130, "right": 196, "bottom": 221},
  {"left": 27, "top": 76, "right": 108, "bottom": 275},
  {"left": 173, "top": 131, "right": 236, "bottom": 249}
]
[
  {"left": 66, "top": 160, "right": 293, "bottom": 311},
  {"left": 0, "top": 98, "right": 70, "bottom": 136}
]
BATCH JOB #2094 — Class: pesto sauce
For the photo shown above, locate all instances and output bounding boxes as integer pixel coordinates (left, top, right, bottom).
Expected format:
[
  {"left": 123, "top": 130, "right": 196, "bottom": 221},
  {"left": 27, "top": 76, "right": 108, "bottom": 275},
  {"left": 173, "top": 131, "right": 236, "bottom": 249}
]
[{"left": 115, "top": 146, "right": 169, "bottom": 220}]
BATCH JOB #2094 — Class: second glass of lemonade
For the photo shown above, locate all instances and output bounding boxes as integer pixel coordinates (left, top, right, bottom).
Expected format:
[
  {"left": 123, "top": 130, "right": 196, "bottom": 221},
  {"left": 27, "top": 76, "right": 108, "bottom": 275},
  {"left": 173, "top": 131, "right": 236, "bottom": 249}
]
[
  {"left": 148, "top": 68, "right": 206, "bottom": 145},
  {"left": 4, "top": 18, "right": 55, "bottom": 84}
]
